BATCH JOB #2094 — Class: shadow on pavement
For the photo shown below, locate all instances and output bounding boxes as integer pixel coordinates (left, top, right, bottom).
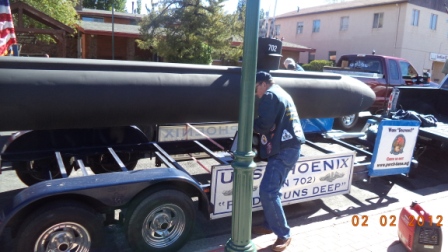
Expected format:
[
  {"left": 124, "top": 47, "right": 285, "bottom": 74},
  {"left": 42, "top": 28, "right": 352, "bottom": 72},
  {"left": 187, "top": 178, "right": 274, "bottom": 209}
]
[{"left": 378, "top": 145, "right": 448, "bottom": 194}]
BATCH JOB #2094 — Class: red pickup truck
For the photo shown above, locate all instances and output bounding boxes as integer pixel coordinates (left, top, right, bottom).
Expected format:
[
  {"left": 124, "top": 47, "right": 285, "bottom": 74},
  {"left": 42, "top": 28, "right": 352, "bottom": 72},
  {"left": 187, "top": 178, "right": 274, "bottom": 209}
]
[{"left": 323, "top": 54, "right": 432, "bottom": 130}]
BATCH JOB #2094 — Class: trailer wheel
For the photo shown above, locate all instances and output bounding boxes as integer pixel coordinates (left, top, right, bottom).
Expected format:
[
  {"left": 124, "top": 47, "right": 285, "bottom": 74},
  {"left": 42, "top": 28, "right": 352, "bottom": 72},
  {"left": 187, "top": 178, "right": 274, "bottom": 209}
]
[
  {"left": 88, "top": 152, "right": 139, "bottom": 174},
  {"left": 334, "top": 113, "right": 359, "bottom": 131},
  {"left": 15, "top": 201, "right": 103, "bottom": 252},
  {"left": 125, "top": 189, "right": 196, "bottom": 252},
  {"left": 13, "top": 156, "right": 74, "bottom": 186}
]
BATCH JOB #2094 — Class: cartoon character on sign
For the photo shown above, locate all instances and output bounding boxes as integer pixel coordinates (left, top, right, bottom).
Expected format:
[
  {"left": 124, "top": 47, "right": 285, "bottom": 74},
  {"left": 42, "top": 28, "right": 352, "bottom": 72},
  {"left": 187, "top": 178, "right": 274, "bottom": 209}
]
[{"left": 391, "top": 134, "right": 405, "bottom": 155}]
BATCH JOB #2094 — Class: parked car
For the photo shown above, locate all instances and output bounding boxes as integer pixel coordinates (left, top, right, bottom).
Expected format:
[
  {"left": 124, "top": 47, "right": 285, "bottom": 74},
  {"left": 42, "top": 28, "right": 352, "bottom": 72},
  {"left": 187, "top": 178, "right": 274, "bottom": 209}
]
[{"left": 323, "top": 54, "right": 430, "bottom": 130}]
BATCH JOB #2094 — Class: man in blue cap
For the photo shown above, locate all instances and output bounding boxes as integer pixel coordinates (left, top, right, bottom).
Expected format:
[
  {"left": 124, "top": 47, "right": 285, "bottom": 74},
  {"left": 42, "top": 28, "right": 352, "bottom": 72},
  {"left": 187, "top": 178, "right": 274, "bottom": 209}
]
[{"left": 253, "top": 71, "right": 305, "bottom": 251}]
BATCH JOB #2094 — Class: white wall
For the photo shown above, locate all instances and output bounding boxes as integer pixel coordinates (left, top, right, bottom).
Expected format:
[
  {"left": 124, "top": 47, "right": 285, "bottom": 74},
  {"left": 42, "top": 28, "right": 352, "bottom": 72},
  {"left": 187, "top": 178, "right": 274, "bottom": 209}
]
[{"left": 275, "top": 2, "right": 448, "bottom": 81}]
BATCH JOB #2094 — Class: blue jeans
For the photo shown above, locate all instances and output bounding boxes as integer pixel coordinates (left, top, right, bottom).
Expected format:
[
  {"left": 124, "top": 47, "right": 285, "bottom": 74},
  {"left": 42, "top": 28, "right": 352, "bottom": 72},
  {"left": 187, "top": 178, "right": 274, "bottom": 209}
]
[{"left": 259, "top": 146, "right": 301, "bottom": 239}]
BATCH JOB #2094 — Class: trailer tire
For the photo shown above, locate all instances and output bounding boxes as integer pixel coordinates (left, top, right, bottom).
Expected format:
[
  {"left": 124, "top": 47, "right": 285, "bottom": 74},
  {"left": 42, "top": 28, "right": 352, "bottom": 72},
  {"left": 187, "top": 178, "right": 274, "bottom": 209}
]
[
  {"left": 13, "top": 156, "right": 74, "bottom": 186},
  {"left": 88, "top": 152, "right": 139, "bottom": 174},
  {"left": 125, "top": 189, "right": 195, "bottom": 252},
  {"left": 14, "top": 201, "right": 104, "bottom": 252},
  {"left": 334, "top": 113, "right": 359, "bottom": 131}
]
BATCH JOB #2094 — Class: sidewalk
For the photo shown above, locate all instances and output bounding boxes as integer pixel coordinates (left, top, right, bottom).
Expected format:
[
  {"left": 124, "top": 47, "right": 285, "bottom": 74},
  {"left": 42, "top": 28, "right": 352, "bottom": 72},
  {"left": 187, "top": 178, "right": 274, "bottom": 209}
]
[{"left": 181, "top": 183, "right": 448, "bottom": 252}]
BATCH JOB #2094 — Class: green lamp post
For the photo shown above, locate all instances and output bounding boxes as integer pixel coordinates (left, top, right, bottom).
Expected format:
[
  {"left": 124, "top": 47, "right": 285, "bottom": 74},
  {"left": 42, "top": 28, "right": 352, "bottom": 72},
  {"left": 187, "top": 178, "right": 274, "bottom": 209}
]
[{"left": 224, "top": 0, "right": 260, "bottom": 251}]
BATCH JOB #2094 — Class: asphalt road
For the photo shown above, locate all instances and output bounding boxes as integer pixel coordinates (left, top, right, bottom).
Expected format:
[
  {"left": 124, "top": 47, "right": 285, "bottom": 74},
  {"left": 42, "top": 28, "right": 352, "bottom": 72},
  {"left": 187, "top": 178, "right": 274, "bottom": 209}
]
[{"left": 1, "top": 124, "right": 447, "bottom": 251}]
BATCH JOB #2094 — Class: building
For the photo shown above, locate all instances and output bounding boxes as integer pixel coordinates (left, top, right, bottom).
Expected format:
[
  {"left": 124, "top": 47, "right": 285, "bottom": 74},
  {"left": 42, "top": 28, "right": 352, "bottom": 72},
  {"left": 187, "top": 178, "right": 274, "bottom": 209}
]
[
  {"left": 9, "top": 1, "right": 152, "bottom": 60},
  {"left": 77, "top": 8, "right": 314, "bottom": 65},
  {"left": 10, "top": 1, "right": 314, "bottom": 66},
  {"left": 76, "top": 6, "right": 153, "bottom": 60},
  {"left": 257, "top": 17, "right": 316, "bottom": 68},
  {"left": 224, "top": 36, "right": 315, "bottom": 68},
  {"left": 10, "top": 1, "right": 75, "bottom": 57},
  {"left": 274, "top": 0, "right": 448, "bottom": 82}
]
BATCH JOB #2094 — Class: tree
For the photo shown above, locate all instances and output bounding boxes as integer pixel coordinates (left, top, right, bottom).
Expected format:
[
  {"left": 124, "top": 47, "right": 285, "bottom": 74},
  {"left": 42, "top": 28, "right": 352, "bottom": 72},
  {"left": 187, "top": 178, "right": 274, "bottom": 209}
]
[
  {"left": 12, "top": 0, "right": 79, "bottom": 43},
  {"left": 138, "top": 0, "right": 239, "bottom": 64},
  {"left": 210, "top": 1, "right": 246, "bottom": 65},
  {"left": 82, "top": 0, "right": 126, "bottom": 12}
]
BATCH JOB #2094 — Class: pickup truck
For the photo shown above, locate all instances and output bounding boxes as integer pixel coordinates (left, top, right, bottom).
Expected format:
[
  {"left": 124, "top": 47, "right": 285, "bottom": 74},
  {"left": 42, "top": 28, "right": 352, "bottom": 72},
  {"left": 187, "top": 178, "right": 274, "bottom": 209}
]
[
  {"left": 388, "top": 75, "right": 448, "bottom": 155},
  {"left": 323, "top": 54, "right": 431, "bottom": 130}
]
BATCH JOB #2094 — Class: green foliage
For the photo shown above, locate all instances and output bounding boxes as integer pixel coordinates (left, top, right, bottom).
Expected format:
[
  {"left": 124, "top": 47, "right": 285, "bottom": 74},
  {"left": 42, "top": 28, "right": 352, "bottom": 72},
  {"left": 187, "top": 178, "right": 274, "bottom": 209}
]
[
  {"left": 82, "top": 0, "right": 126, "bottom": 12},
  {"left": 162, "top": 40, "right": 212, "bottom": 64},
  {"left": 210, "top": 6, "right": 244, "bottom": 65},
  {"left": 137, "top": 0, "right": 242, "bottom": 64},
  {"left": 302, "top": 60, "right": 334, "bottom": 71},
  {"left": 12, "top": 0, "right": 79, "bottom": 43}
]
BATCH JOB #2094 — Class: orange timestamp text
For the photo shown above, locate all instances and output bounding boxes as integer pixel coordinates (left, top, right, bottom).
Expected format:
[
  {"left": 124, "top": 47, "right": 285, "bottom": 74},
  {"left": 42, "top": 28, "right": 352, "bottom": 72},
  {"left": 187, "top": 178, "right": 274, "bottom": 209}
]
[{"left": 351, "top": 214, "right": 443, "bottom": 227}]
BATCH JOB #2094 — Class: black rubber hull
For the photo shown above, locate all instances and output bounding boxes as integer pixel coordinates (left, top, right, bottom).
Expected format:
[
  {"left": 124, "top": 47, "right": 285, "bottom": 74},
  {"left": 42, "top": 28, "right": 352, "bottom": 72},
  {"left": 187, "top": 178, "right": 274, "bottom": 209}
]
[{"left": 0, "top": 57, "right": 375, "bottom": 131}]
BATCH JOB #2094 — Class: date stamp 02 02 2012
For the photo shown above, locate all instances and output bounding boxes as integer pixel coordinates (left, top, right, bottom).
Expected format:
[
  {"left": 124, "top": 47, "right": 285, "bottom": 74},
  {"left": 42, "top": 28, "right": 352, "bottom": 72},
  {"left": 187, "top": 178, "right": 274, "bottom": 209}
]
[{"left": 351, "top": 214, "right": 444, "bottom": 227}]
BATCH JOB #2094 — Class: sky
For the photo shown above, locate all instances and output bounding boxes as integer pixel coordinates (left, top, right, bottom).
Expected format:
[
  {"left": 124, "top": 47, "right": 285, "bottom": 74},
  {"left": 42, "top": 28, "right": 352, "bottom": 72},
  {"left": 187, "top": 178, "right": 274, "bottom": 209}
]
[{"left": 125, "top": 0, "right": 333, "bottom": 15}]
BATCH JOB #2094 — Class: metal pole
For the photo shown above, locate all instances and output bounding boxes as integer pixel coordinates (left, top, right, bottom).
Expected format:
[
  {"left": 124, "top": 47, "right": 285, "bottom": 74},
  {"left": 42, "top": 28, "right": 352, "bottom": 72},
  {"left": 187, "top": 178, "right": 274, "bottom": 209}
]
[
  {"left": 112, "top": 0, "right": 115, "bottom": 60},
  {"left": 224, "top": 0, "right": 260, "bottom": 251}
]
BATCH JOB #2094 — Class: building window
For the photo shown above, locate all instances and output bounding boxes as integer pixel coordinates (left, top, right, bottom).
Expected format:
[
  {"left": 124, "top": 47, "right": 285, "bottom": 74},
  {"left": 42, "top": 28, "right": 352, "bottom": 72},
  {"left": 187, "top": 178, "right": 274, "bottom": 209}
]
[
  {"left": 340, "top": 16, "right": 349, "bottom": 31},
  {"left": 313, "top": 20, "right": 320, "bottom": 33},
  {"left": 430, "top": 14, "right": 438, "bottom": 30},
  {"left": 274, "top": 25, "right": 281, "bottom": 36},
  {"left": 372, "top": 13, "right": 383, "bottom": 28},
  {"left": 309, "top": 52, "right": 316, "bottom": 63},
  {"left": 411, "top": 9, "right": 419, "bottom": 26},
  {"left": 82, "top": 16, "right": 104, "bottom": 23},
  {"left": 297, "top": 22, "right": 304, "bottom": 34}
]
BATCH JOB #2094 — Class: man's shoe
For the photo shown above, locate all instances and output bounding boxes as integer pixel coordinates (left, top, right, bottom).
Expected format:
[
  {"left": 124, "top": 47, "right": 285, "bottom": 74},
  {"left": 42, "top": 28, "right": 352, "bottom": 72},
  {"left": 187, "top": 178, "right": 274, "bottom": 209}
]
[
  {"left": 272, "top": 237, "right": 292, "bottom": 252},
  {"left": 252, "top": 225, "right": 273, "bottom": 235}
]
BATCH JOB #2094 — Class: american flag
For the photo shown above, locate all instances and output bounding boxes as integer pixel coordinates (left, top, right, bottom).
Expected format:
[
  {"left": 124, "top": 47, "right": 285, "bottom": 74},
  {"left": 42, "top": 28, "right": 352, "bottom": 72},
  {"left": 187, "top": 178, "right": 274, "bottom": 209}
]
[{"left": 0, "top": 0, "right": 16, "bottom": 56}]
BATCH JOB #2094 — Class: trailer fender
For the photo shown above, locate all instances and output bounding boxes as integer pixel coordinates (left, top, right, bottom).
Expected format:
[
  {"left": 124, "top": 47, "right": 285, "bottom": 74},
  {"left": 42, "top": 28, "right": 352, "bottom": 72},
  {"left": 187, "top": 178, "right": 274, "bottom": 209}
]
[{"left": 0, "top": 168, "right": 210, "bottom": 236}]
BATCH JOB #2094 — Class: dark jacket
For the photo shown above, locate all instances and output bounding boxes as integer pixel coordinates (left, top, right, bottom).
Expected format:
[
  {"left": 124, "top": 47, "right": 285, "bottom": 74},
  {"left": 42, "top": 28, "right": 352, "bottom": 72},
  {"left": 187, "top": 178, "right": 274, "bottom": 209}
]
[{"left": 254, "top": 84, "right": 305, "bottom": 159}]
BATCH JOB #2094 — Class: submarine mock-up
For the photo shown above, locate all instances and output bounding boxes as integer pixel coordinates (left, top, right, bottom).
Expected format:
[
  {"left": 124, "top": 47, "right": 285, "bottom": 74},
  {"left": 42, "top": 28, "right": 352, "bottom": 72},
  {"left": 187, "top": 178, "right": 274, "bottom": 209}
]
[{"left": 0, "top": 57, "right": 375, "bottom": 131}]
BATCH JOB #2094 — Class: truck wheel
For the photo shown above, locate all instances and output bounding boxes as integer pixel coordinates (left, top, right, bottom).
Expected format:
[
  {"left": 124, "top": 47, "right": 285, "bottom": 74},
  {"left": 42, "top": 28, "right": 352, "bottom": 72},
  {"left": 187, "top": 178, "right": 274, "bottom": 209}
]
[
  {"left": 13, "top": 157, "right": 74, "bottom": 186},
  {"left": 334, "top": 113, "right": 359, "bottom": 131},
  {"left": 14, "top": 201, "right": 104, "bottom": 252},
  {"left": 88, "top": 152, "right": 139, "bottom": 174},
  {"left": 125, "top": 189, "right": 196, "bottom": 252}
]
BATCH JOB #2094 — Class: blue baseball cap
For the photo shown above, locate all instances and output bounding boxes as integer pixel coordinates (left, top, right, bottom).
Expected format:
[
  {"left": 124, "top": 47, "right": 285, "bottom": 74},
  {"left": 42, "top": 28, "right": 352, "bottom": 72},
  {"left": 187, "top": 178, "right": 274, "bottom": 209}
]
[{"left": 256, "top": 71, "right": 272, "bottom": 83}]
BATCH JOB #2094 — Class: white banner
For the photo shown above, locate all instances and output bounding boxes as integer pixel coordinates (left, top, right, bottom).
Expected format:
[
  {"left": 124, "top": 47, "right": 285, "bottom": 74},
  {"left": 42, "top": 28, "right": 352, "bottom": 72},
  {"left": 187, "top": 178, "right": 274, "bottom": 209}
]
[{"left": 210, "top": 152, "right": 355, "bottom": 219}]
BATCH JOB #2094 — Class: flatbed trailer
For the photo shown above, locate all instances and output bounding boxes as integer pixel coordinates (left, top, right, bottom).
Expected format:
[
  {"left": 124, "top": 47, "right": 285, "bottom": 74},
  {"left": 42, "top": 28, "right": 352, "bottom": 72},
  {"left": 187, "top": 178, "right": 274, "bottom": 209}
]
[{"left": 0, "top": 119, "right": 420, "bottom": 252}]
